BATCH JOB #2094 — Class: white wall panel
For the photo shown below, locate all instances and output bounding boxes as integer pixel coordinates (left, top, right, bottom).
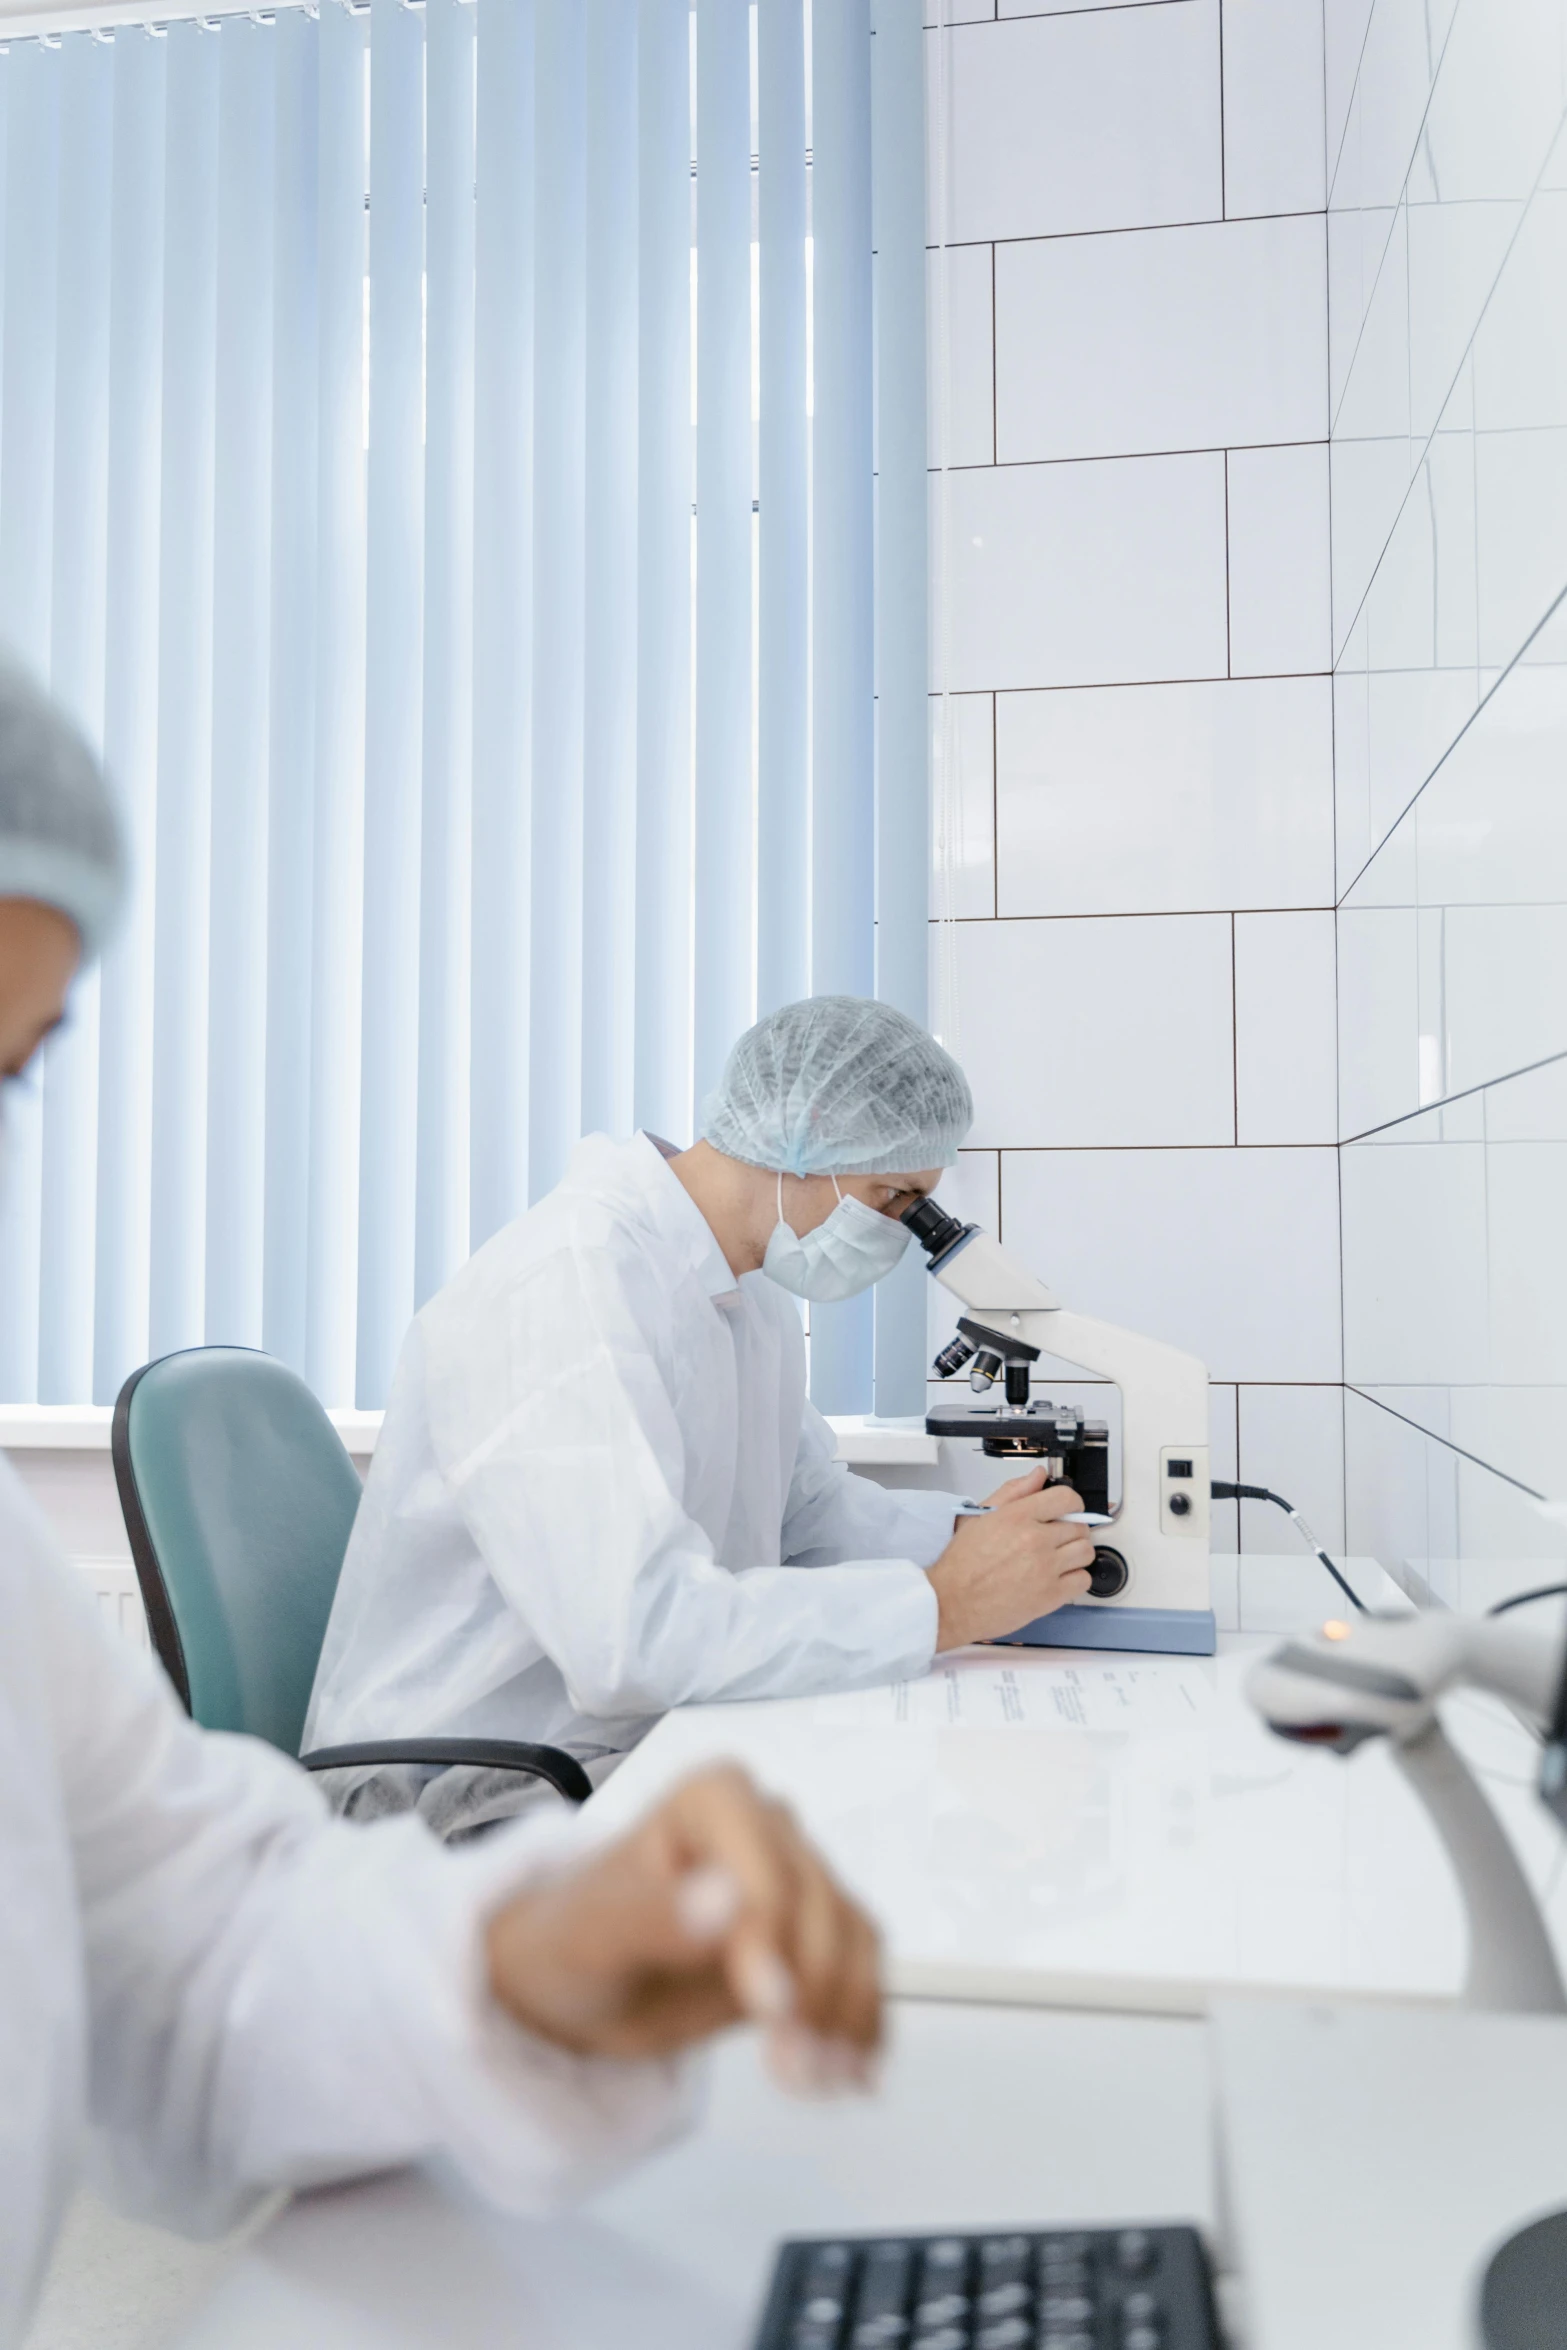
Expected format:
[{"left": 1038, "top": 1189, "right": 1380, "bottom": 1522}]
[
  {"left": 1358, "top": 429, "right": 1478, "bottom": 683},
  {"left": 1333, "top": 653, "right": 1480, "bottom": 890},
  {"left": 1330, "top": 434, "right": 1413, "bottom": 666},
  {"left": 1342, "top": 1125, "right": 1489, "bottom": 1387},
  {"left": 1237, "top": 1383, "right": 1347, "bottom": 1554},
  {"left": 931, "top": 690, "right": 995, "bottom": 920},
  {"left": 1332, "top": 190, "right": 1408, "bottom": 455},
  {"left": 1221, "top": 0, "right": 1327, "bottom": 220},
  {"left": 1336, "top": 904, "right": 1418, "bottom": 1140},
  {"left": 1412, "top": 0, "right": 1567, "bottom": 214},
  {"left": 995, "top": 677, "right": 1334, "bottom": 917},
  {"left": 953, "top": 913, "right": 1236, "bottom": 1148},
  {"left": 1328, "top": 198, "right": 1398, "bottom": 422},
  {"left": 1002, "top": 1145, "right": 1343, "bottom": 1382},
  {"left": 1234, "top": 911, "right": 1338, "bottom": 1145},
  {"left": 1407, "top": 196, "right": 1517, "bottom": 448},
  {"left": 1209, "top": 1382, "right": 1240, "bottom": 1553},
  {"left": 1227, "top": 441, "right": 1332, "bottom": 676},
  {"left": 937, "top": 453, "right": 1230, "bottom": 692},
  {"left": 928, "top": 240, "right": 993, "bottom": 469},
  {"left": 935, "top": 4, "right": 1222, "bottom": 246},
  {"left": 1323, "top": 0, "right": 1375, "bottom": 185},
  {"left": 1334, "top": 0, "right": 1457, "bottom": 216},
  {"left": 995, "top": 215, "right": 1326, "bottom": 464}
]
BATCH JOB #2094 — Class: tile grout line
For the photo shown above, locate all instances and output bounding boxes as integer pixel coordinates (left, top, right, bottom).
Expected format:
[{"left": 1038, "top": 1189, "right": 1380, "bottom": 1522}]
[
  {"left": 988, "top": 241, "right": 997, "bottom": 465},
  {"left": 930, "top": 436, "right": 1330, "bottom": 474},
  {"left": 1216, "top": 0, "right": 1226, "bottom": 224},
  {"left": 1223, "top": 449, "right": 1232, "bottom": 678},
  {"left": 929, "top": 905, "right": 1338, "bottom": 923},
  {"left": 990, "top": 688, "right": 998, "bottom": 920},
  {"left": 1230, "top": 911, "right": 1239, "bottom": 1146},
  {"left": 925, "top": 207, "right": 1325, "bottom": 255}
]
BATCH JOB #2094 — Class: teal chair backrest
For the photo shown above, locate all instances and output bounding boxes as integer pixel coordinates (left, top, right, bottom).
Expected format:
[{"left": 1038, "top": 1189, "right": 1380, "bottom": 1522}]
[{"left": 112, "top": 1347, "right": 365, "bottom": 1755}]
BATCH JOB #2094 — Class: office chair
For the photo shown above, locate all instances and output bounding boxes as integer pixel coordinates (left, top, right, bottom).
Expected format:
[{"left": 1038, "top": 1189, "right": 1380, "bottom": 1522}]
[{"left": 111, "top": 1346, "right": 591, "bottom": 1806}]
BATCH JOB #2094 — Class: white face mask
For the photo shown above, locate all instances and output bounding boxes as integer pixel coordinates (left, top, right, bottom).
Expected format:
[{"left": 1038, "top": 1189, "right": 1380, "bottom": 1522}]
[{"left": 762, "top": 1174, "right": 913, "bottom": 1302}]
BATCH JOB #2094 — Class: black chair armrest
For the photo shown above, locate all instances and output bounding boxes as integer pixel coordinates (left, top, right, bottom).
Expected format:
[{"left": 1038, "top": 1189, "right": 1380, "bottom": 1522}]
[{"left": 299, "top": 1737, "right": 592, "bottom": 1806}]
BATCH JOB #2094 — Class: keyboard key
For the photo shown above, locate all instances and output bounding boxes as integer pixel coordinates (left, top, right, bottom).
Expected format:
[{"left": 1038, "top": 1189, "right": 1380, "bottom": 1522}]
[
  {"left": 1038, "top": 2335, "right": 1094, "bottom": 2350},
  {"left": 1122, "top": 2331, "right": 1161, "bottom": 2350},
  {"left": 1115, "top": 2233, "right": 1155, "bottom": 2276},
  {"left": 1039, "top": 2297, "right": 1093, "bottom": 2327},
  {"left": 977, "top": 2283, "right": 1029, "bottom": 2317},
  {"left": 1038, "top": 2268, "right": 1087, "bottom": 2300},
  {"left": 916, "top": 2294, "right": 970, "bottom": 2326},
  {"left": 1121, "top": 2294, "right": 1160, "bottom": 2324},
  {"left": 976, "top": 2320, "right": 1030, "bottom": 2350},
  {"left": 911, "top": 2329, "right": 968, "bottom": 2350}
]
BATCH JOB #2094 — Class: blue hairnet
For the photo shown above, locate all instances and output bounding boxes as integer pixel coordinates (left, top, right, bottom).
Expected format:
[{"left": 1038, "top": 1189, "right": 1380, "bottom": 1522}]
[
  {"left": 701, "top": 996, "right": 974, "bottom": 1177},
  {"left": 0, "top": 649, "right": 126, "bottom": 960}
]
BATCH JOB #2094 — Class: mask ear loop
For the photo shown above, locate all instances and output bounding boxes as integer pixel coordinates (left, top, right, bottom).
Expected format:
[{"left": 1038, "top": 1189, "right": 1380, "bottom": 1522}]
[{"left": 779, "top": 1171, "right": 843, "bottom": 1234}]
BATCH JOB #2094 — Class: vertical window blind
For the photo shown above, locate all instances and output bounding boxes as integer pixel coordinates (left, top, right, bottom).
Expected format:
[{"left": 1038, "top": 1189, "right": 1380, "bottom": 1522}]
[{"left": 0, "top": 0, "right": 928, "bottom": 1415}]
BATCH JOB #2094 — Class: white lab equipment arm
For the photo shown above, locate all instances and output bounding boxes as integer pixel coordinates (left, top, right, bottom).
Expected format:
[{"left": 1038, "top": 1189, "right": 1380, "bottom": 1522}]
[
  {"left": 1247, "top": 1613, "right": 1567, "bottom": 2015},
  {"left": 34, "top": 1534, "right": 696, "bottom": 2235}
]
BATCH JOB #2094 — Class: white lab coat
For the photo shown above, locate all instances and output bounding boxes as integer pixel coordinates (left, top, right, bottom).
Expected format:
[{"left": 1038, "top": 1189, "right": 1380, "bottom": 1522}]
[
  {"left": 0, "top": 1457, "right": 695, "bottom": 2350},
  {"left": 307, "top": 1133, "right": 960, "bottom": 1767}
]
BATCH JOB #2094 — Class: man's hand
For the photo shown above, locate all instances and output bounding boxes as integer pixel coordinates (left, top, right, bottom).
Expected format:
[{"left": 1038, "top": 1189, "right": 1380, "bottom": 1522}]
[
  {"left": 927, "top": 1483, "right": 1096, "bottom": 1652},
  {"left": 485, "top": 1766, "right": 881, "bottom": 2095}
]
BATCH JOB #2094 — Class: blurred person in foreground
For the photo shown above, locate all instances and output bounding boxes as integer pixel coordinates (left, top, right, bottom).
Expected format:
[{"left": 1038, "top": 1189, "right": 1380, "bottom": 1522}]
[{"left": 0, "top": 652, "right": 881, "bottom": 2350}]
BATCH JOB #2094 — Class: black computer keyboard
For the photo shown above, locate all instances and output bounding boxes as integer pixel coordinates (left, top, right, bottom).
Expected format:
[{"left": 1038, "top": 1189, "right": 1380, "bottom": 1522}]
[{"left": 753, "top": 2226, "right": 1219, "bottom": 2350}]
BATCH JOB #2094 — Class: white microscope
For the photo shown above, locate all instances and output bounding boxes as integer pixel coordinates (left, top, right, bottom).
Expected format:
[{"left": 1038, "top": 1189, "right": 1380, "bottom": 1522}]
[{"left": 901, "top": 1197, "right": 1216, "bottom": 1656}]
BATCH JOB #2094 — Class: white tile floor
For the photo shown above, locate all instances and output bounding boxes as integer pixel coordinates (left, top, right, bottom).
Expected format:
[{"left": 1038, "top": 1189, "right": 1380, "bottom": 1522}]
[{"left": 23, "top": 2192, "right": 252, "bottom": 2350}]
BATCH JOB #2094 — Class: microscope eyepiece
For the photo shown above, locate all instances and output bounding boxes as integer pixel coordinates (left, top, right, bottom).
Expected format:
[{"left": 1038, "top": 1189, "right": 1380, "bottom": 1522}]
[{"left": 901, "top": 1196, "right": 976, "bottom": 1264}]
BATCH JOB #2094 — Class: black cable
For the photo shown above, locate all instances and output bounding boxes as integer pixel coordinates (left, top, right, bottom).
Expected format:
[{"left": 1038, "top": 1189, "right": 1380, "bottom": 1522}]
[
  {"left": 1210, "top": 1479, "right": 1367, "bottom": 1613},
  {"left": 1488, "top": 1583, "right": 1567, "bottom": 1618}
]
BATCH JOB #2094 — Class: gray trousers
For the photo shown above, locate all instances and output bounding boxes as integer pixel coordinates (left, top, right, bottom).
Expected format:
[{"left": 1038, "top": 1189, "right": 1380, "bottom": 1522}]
[{"left": 312, "top": 1752, "right": 621, "bottom": 1843}]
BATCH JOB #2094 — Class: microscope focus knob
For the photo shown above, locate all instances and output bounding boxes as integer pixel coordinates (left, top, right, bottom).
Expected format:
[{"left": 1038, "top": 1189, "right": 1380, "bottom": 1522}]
[
  {"left": 1168, "top": 1491, "right": 1192, "bottom": 1517},
  {"left": 1086, "top": 1547, "right": 1129, "bottom": 1600}
]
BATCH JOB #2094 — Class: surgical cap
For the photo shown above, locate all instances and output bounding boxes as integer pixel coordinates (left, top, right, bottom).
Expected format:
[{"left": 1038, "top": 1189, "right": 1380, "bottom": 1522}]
[
  {"left": 0, "top": 648, "right": 127, "bottom": 961},
  {"left": 701, "top": 996, "right": 974, "bottom": 1177}
]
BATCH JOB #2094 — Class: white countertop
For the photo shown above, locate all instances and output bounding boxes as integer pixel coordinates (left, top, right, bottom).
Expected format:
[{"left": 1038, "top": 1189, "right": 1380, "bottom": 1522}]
[
  {"left": 0, "top": 1404, "right": 938, "bottom": 1466},
  {"left": 158, "top": 1565, "right": 1567, "bottom": 2349},
  {"left": 168, "top": 1999, "right": 1212, "bottom": 2350},
  {"left": 584, "top": 1598, "right": 1567, "bottom": 2016}
]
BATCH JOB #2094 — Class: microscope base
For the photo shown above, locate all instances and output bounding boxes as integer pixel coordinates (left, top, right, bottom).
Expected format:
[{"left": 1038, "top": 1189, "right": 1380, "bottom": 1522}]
[{"left": 995, "top": 1604, "right": 1217, "bottom": 1657}]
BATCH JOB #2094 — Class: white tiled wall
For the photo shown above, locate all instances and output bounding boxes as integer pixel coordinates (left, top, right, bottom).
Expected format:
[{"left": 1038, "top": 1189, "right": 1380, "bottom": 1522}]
[
  {"left": 1333, "top": 0, "right": 1567, "bottom": 1604},
  {"left": 928, "top": 0, "right": 1337, "bottom": 1555}
]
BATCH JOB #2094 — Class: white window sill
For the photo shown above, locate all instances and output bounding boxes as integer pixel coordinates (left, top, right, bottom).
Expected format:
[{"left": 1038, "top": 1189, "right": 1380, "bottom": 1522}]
[{"left": 0, "top": 1403, "right": 939, "bottom": 1467}]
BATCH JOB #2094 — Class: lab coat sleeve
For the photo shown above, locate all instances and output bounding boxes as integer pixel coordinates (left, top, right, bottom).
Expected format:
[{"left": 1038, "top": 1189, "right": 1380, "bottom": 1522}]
[
  {"left": 429, "top": 1249, "right": 941, "bottom": 1718},
  {"left": 782, "top": 1398, "right": 968, "bottom": 1573},
  {"left": 35, "top": 1543, "right": 697, "bottom": 2236}
]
